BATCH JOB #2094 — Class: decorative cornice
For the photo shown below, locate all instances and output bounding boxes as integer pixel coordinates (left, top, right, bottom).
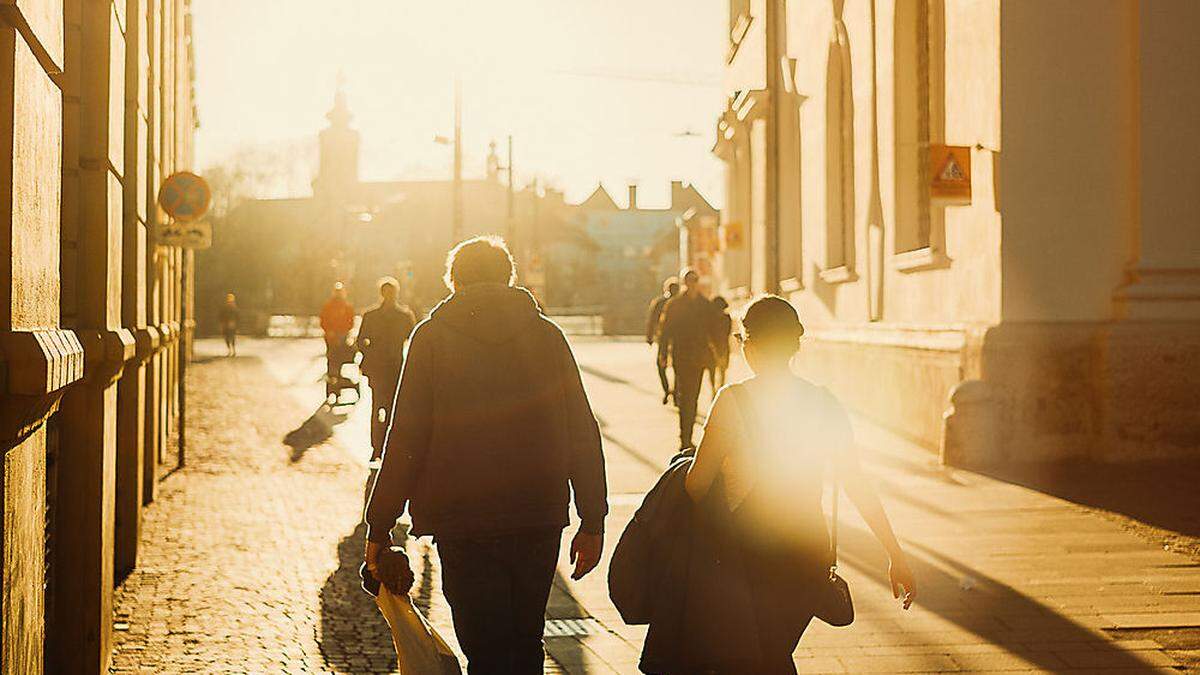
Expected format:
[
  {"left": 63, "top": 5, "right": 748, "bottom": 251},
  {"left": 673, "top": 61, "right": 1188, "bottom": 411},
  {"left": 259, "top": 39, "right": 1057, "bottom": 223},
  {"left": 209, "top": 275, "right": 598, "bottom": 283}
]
[
  {"left": 0, "top": 329, "right": 85, "bottom": 449},
  {"left": 78, "top": 328, "right": 136, "bottom": 386},
  {"left": 133, "top": 326, "right": 161, "bottom": 363}
]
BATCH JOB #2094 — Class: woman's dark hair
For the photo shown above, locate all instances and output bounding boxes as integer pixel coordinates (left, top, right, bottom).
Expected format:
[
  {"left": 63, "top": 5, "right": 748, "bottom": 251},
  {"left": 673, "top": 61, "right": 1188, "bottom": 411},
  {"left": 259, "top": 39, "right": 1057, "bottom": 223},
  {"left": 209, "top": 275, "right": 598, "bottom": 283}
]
[
  {"left": 444, "top": 236, "right": 516, "bottom": 291},
  {"left": 740, "top": 295, "right": 804, "bottom": 355},
  {"left": 712, "top": 295, "right": 729, "bottom": 311}
]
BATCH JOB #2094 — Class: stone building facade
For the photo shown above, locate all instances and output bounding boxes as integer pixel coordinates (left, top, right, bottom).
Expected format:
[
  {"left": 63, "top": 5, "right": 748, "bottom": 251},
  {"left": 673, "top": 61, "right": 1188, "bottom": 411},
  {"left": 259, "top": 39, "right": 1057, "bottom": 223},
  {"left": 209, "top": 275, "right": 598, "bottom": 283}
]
[
  {"left": 715, "top": 0, "right": 1199, "bottom": 465},
  {"left": 0, "top": 0, "right": 196, "bottom": 672}
]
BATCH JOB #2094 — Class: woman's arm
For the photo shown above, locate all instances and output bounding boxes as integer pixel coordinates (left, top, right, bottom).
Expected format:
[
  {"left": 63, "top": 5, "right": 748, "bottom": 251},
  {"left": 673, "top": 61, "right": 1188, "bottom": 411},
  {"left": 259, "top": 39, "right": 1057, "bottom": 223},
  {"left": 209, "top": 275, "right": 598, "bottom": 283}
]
[
  {"left": 684, "top": 388, "right": 735, "bottom": 501},
  {"left": 838, "top": 450, "right": 917, "bottom": 609}
]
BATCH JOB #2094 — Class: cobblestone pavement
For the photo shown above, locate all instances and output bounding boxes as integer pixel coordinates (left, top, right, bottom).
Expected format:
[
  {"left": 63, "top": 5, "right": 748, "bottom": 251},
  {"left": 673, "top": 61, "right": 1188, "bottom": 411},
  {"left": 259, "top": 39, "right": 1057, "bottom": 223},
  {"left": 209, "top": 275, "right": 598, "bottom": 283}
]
[
  {"left": 112, "top": 337, "right": 1200, "bottom": 673},
  {"left": 111, "top": 340, "right": 400, "bottom": 673}
]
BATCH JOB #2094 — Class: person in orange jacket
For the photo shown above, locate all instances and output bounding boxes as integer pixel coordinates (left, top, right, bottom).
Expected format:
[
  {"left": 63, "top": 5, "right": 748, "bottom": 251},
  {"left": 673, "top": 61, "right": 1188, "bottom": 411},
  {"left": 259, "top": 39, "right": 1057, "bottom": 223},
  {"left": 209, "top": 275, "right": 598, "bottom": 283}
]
[{"left": 319, "top": 282, "right": 356, "bottom": 398}]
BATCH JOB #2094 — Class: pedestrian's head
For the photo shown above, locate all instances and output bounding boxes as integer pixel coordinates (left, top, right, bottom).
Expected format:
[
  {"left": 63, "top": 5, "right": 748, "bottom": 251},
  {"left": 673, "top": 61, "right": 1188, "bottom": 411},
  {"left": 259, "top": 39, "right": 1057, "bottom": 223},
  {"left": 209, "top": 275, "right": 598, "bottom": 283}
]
[
  {"left": 663, "top": 276, "right": 680, "bottom": 296},
  {"left": 679, "top": 268, "right": 699, "bottom": 290},
  {"left": 712, "top": 296, "right": 729, "bottom": 312},
  {"left": 332, "top": 282, "right": 347, "bottom": 300},
  {"left": 225, "top": 293, "right": 236, "bottom": 304},
  {"left": 377, "top": 276, "right": 399, "bottom": 303},
  {"left": 738, "top": 295, "right": 804, "bottom": 372},
  {"left": 444, "top": 236, "right": 516, "bottom": 292}
]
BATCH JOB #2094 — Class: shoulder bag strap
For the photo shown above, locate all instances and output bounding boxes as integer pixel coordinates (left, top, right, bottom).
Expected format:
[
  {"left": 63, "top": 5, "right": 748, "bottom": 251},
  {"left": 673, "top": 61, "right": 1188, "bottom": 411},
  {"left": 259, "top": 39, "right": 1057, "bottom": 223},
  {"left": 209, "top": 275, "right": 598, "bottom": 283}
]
[
  {"left": 830, "top": 465, "right": 839, "bottom": 574},
  {"left": 733, "top": 385, "right": 839, "bottom": 573}
]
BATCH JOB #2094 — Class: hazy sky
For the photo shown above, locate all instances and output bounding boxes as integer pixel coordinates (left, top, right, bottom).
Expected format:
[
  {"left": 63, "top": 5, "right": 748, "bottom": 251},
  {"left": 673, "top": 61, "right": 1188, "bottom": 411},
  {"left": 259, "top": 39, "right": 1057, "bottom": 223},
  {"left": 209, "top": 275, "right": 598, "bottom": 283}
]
[{"left": 192, "top": 0, "right": 727, "bottom": 208}]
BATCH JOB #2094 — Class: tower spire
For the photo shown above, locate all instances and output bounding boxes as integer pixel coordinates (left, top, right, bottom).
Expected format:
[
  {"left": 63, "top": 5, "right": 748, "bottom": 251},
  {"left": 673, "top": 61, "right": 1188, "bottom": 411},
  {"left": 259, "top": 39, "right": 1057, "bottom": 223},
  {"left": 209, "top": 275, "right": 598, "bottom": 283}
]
[
  {"left": 327, "top": 71, "right": 352, "bottom": 129},
  {"left": 313, "top": 71, "right": 360, "bottom": 199}
]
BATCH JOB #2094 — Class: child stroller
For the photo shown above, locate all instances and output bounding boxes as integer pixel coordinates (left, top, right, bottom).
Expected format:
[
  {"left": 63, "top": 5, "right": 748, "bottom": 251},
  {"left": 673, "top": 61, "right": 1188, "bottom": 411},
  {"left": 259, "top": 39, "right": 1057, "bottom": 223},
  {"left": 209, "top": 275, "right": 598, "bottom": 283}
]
[{"left": 324, "top": 339, "right": 361, "bottom": 405}]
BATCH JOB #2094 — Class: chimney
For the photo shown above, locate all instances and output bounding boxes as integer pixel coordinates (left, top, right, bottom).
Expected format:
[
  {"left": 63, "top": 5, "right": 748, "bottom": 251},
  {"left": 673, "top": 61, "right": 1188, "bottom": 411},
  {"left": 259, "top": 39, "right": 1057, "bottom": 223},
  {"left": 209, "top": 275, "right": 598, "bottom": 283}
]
[
  {"left": 670, "top": 180, "right": 686, "bottom": 209},
  {"left": 627, "top": 184, "right": 638, "bottom": 210}
]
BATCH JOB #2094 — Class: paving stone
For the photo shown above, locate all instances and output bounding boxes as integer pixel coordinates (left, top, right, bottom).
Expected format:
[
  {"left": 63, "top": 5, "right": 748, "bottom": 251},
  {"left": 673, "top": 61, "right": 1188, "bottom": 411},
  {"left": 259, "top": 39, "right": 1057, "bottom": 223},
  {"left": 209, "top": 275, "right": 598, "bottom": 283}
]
[{"left": 109, "top": 338, "right": 1200, "bottom": 673}]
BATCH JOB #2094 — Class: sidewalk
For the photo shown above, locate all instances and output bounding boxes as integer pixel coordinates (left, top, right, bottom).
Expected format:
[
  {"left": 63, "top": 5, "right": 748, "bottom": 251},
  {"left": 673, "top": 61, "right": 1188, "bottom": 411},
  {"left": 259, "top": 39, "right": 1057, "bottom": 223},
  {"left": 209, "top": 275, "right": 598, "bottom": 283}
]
[
  {"left": 547, "top": 341, "right": 1200, "bottom": 673},
  {"left": 109, "top": 341, "right": 400, "bottom": 673},
  {"left": 109, "top": 337, "right": 1199, "bottom": 673}
]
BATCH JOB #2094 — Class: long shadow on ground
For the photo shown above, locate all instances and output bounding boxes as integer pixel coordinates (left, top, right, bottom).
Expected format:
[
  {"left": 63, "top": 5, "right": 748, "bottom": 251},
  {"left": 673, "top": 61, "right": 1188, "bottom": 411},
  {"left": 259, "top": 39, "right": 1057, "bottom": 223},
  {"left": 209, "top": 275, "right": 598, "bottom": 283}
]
[
  {"left": 318, "top": 522, "right": 398, "bottom": 673},
  {"left": 283, "top": 403, "right": 349, "bottom": 463},
  {"left": 978, "top": 460, "right": 1200, "bottom": 551},
  {"left": 838, "top": 522, "right": 1173, "bottom": 671}
]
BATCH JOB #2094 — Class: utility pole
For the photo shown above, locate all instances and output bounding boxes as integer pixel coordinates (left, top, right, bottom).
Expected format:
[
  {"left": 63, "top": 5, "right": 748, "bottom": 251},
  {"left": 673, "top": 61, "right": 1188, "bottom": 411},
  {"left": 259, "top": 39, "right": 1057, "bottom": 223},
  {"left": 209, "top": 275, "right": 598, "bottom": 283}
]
[{"left": 452, "top": 79, "right": 463, "bottom": 242}]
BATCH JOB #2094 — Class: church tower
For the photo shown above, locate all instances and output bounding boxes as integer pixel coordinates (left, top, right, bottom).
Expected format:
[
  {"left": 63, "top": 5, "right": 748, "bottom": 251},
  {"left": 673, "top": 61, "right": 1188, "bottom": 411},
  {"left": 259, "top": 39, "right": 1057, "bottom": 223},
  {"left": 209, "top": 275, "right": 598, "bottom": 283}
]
[{"left": 312, "top": 78, "right": 360, "bottom": 201}]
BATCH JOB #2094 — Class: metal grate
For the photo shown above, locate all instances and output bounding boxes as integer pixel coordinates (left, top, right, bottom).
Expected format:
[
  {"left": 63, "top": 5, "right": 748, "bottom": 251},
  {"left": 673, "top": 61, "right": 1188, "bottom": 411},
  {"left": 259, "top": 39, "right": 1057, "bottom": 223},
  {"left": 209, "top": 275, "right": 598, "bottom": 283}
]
[{"left": 544, "top": 617, "right": 605, "bottom": 637}]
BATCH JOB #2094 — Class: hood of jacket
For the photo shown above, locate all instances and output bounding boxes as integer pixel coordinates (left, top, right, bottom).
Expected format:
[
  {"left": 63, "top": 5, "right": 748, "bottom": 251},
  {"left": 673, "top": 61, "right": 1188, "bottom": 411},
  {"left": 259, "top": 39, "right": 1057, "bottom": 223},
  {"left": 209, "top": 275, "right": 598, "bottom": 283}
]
[{"left": 429, "top": 283, "right": 543, "bottom": 345}]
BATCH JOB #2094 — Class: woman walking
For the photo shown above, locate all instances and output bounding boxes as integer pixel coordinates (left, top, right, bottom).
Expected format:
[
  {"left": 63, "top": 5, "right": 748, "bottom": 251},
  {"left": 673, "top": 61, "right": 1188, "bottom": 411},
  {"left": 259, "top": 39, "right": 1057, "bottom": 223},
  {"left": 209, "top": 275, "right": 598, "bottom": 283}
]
[{"left": 639, "top": 295, "right": 916, "bottom": 674}]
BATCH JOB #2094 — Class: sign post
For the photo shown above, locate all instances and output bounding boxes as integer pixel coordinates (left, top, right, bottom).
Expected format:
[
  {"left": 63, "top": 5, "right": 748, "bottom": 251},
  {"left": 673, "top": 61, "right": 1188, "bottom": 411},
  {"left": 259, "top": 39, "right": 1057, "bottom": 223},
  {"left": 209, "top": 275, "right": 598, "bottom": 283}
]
[
  {"left": 156, "top": 171, "right": 212, "bottom": 468},
  {"left": 155, "top": 171, "right": 213, "bottom": 250}
]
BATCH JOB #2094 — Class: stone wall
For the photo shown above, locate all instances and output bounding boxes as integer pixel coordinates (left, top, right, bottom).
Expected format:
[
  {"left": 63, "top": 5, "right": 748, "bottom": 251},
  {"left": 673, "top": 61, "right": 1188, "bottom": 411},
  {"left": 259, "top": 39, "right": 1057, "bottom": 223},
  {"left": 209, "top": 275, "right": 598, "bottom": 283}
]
[
  {"left": 0, "top": 0, "right": 195, "bottom": 672},
  {"left": 940, "top": 321, "right": 1200, "bottom": 468},
  {"left": 793, "top": 326, "right": 964, "bottom": 451}
]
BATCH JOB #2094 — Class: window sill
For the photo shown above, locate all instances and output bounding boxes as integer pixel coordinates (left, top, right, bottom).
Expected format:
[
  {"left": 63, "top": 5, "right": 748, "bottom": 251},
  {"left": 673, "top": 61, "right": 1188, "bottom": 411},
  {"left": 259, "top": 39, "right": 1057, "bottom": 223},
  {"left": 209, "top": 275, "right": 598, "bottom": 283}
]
[
  {"left": 818, "top": 265, "right": 858, "bottom": 285},
  {"left": 727, "top": 14, "right": 753, "bottom": 64},
  {"left": 779, "top": 276, "right": 803, "bottom": 293},
  {"left": 892, "top": 247, "right": 951, "bottom": 273}
]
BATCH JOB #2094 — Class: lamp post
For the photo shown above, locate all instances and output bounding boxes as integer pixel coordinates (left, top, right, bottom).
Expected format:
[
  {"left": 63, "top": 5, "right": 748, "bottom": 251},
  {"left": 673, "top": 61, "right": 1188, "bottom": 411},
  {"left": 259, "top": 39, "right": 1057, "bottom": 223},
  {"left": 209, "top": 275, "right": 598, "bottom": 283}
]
[{"left": 434, "top": 79, "right": 464, "bottom": 242}]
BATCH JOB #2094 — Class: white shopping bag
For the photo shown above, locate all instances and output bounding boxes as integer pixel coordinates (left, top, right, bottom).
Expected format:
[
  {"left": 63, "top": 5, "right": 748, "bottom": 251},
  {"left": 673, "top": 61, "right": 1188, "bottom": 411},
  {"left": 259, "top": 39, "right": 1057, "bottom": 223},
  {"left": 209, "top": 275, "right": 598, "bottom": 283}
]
[{"left": 375, "top": 587, "right": 463, "bottom": 675}]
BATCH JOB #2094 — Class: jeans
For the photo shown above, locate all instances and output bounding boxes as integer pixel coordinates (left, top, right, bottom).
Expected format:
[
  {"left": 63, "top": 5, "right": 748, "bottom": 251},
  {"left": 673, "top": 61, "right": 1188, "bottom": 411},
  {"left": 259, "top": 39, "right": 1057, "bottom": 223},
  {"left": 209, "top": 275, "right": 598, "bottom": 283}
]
[
  {"left": 437, "top": 530, "right": 562, "bottom": 674},
  {"left": 674, "top": 365, "right": 705, "bottom": 448},
  {"left": 656, "top": 343, "right": 671, "bottom": 398},
  {"left": 365, "top": 369, "right": 400, "bottom": 461}
]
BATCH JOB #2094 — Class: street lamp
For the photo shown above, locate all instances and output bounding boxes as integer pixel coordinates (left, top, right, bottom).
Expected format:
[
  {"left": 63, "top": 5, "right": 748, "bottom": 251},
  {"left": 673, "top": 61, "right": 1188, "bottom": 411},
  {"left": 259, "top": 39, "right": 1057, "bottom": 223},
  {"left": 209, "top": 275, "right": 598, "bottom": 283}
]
[{"left": 433, "top": 80, "right": 464, "bottom": 241}]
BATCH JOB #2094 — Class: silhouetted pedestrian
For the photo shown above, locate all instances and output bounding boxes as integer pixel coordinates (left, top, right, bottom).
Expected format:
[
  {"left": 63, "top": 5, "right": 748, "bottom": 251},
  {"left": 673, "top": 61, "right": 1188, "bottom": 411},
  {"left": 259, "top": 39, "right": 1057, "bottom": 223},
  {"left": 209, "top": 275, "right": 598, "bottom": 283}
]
[
  {"left": 646, "top": 277, "right": 680, "bottom": 405},
  {"left": 319, "top": 282, "right": 356, "bottom": 400},
  {"left": 364, "top": 236, "right": 608, "bottom": 674},
  {"left": 660, "top": 269, "right": 715, "bottom": 450},
  {"left": 639, "top": 295, "right": 917, "bottom": 673},
  {"left": 707, "top": 295, "right": 733, "bottom": 394},
  {"left": 218, "top": 293, "right": 239, "bottom": 357},
  {"left": 356, "top": 277, "right": 416, "bottom": 463}
]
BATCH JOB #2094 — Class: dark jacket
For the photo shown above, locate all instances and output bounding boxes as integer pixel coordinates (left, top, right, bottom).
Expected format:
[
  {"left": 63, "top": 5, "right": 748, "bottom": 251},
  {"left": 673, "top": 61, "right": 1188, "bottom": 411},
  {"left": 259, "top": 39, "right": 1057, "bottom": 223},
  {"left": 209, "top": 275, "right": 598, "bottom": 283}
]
[
  {"left": 661, "top": 293, "right": 717, "bottom": 368},
  {"left": 617, "top": 460, "right": 762, "bottom": 673},
  {"left": 608, "top": 457, "right": 692, "bottom": 625},
  {"left": 357, "top": 302, "right": 416, "bottom": 378},
  {"left": 364, "top": 283, "right": 608, "bottom": 542},
  {"left": 645, "top": 294, "right": 669, "bottom": 344},
  {"left": 218, "top": 304, "right": 238, "bottom": 331}
]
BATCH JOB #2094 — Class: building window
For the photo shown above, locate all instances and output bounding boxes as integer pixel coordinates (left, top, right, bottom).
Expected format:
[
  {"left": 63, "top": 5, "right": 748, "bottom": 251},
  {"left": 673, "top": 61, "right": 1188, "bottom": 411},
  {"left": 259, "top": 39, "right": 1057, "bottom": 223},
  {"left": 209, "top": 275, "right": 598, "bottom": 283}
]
[
  {"left": 728, "top": 0, "right": 752, "bottom": 62},
  {"left": 780, "top": 90, "right": 804, "bottom": 291},
  {"left": 823, "top": 20, "right": 855, "bottom": 278},
  {"left": 893, "top": 0, "right": 950, "bottom": 269}
]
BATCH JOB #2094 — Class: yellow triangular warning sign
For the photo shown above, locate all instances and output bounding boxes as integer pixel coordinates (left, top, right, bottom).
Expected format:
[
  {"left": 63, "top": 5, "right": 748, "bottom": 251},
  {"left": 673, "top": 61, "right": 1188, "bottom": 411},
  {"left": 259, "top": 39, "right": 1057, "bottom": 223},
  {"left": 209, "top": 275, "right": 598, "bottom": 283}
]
[{"left": 938, "top": 155, "right": 966, "bottom": 182}]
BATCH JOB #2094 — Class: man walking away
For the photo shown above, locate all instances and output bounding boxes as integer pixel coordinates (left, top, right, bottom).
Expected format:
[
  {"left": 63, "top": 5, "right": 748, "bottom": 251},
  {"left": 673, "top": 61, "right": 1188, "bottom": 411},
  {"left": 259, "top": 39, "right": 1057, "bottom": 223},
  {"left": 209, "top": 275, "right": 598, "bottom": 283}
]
[
  {"left": 708, "top": 295, "right": 733, "bottom": 394},
  {"left": 356, "top": 277, "right": 416, "bottom": 464},
  {"left": 218, "top": 293, "right": 239, "bottom": 357},
  {"left": 660, "top": 268, "right": 715, "bottom": 451},
  {"left": 364, "top": 236, "right": 608, "bottom": 674},
  {"left": 319, "top": 282, "right": 356, "bottom": 400},
  {"left": 646, "top": 277, "right": 679, "bottom": 405}
]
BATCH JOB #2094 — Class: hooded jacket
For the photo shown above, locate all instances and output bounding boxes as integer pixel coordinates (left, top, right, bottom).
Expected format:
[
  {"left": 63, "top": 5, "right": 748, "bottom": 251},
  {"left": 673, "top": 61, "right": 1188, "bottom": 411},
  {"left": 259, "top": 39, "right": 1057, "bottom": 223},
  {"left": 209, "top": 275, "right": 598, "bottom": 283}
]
[{"left": 365, "top": 283, "right": 608, "bottom": 542}]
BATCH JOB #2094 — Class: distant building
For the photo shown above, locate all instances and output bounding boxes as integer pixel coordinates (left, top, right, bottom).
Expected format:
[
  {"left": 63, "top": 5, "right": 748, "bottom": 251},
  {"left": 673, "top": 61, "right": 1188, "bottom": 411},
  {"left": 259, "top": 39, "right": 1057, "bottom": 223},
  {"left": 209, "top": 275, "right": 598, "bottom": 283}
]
[
  {"left": 570, "top": 182, "right": 718, "bottom": 332},
  {"left": 200, "top": 89, "right": 717, "bottom": 334},
  {"left": 714, "top": 1, "right": 1200, "bottom": 465}
]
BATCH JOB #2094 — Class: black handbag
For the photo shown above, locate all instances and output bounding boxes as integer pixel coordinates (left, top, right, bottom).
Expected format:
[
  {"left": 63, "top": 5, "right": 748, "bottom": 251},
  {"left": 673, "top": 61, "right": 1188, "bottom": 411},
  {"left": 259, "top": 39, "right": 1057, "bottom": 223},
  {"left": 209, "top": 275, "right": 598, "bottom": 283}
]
[{"left": 732, "top": 386, "right": 854, "bottom": 627}]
